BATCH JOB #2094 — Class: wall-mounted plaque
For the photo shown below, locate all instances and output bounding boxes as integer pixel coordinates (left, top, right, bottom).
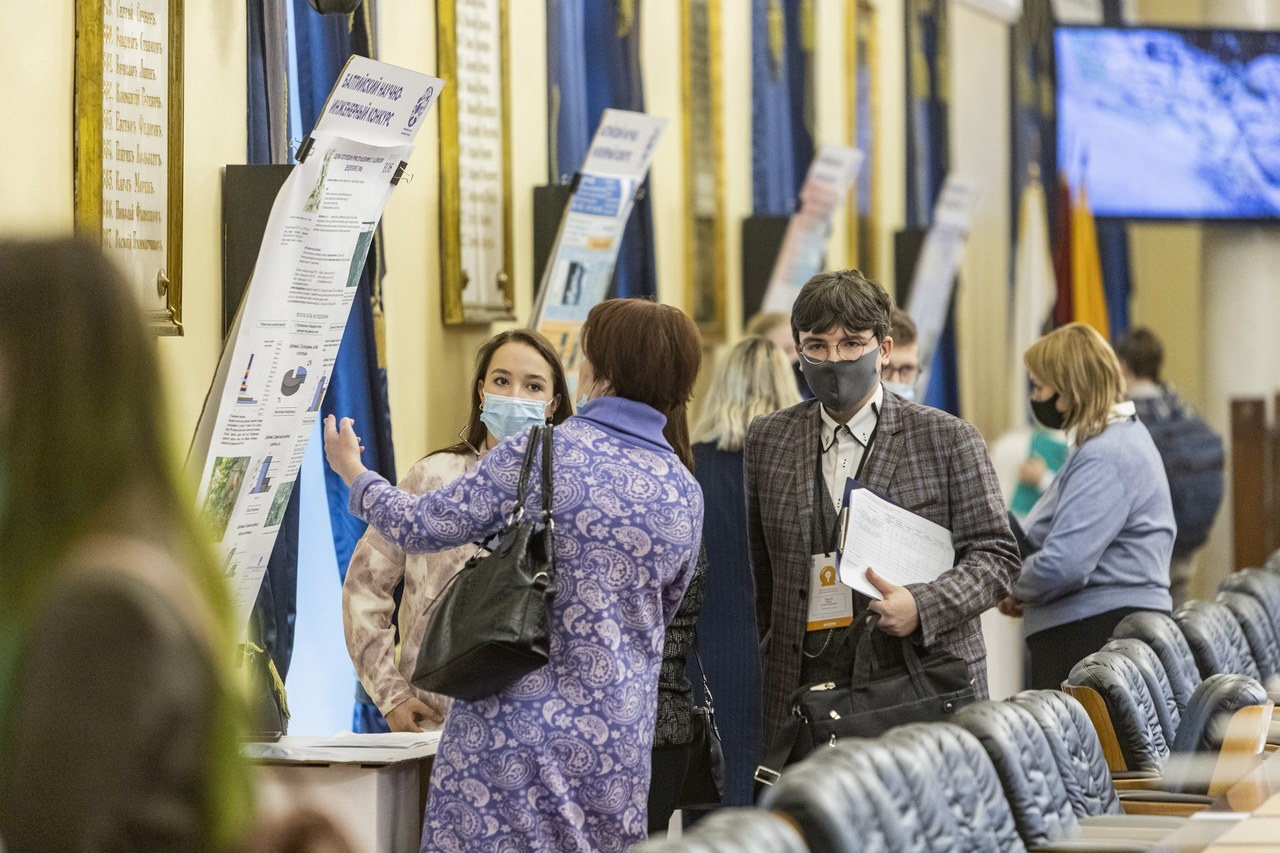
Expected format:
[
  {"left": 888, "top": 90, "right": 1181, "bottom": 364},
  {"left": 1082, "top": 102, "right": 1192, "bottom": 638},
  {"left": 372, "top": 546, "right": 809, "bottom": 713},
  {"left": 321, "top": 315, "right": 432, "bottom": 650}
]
[
  {"left": 438, "top": 0, "right": 516, "bottom": 325},
  {"left": 74, "top": 0, "right": 184, "bottom": 335},
  {"left": 848, "top": 0, "right": 880, "bottom": 279},
  {"left": 682, "top": 0, "right": 727, "bottom": 339}
]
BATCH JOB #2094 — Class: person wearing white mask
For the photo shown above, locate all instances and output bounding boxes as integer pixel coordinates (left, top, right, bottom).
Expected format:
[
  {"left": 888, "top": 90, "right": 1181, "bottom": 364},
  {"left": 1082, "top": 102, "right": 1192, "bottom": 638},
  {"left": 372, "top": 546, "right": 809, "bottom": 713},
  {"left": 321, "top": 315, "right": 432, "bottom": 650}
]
[
  {"left": 341, "top": 329, "right": 572, "bottom": 732},
  {"left": 882, "top": 305, "right": 920, "bottom": 402}
]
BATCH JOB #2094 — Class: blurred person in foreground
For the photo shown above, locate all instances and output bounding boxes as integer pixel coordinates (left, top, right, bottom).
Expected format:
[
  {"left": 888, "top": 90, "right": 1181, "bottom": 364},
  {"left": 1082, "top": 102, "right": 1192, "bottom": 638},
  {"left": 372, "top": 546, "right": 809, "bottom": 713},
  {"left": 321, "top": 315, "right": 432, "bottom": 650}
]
[
  {"left": 343, "top": 329, "right": 573, "bottom": 733},
  {"left": 1000, "top": 323, "right": 1174, "bottom": 690},
  {"left": 0, "top": 238, "right": 251, "bottom": 851},
  {"left": 687, "top": 336, "right": 800, "bottom": 809}
]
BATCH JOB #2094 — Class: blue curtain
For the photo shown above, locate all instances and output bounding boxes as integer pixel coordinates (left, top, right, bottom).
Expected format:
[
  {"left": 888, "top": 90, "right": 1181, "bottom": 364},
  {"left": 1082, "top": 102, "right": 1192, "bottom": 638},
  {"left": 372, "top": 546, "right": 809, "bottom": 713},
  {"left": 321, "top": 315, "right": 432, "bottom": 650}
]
[
  {"left": 246, "top": 0, "right": 300, "bottom": 690},
  {"left": 546, "top": 0, "right": 657, "bottom": 299},
  {"left": 905, "top": 0, "right": 959, "bottom": 416},
  {"left": 1096, "top": 219, "right": 1131, "bottom": 343},
  {"left": 289, "top": 0, "right": 397, "bottom": 732},
  {"left": 751, "top": 0, "right": 812, "bottom": 217}
]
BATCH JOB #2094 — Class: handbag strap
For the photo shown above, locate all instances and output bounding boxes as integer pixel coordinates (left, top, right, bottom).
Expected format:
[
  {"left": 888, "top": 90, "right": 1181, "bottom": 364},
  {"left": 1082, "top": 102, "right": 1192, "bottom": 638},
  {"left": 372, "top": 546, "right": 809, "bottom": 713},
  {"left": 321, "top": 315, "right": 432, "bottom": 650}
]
[
  {"left": 755, "top": 713, "right": 803, "bottom": 789},
  {"left": 540, "top": 424, "right": 554, "bottom": 525},
  {"left": 839, "top": 612, "right": 934, "bottom": 700},
  {"left": 509, "top": 425, "right": 543, "bottom": 521},
  {"left": 831, "top": 611, "right": 880, "bottom": 679}
]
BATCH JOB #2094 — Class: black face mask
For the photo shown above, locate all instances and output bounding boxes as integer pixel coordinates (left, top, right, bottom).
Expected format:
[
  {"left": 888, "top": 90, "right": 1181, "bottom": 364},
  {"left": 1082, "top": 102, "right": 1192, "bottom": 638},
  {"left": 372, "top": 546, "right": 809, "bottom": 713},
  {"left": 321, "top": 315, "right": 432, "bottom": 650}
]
[
  {"left": 1031, "top": 394, "right": 1066, "bottom": 430},
  {"left": 792, "top": 361, "right": 813, "bottom": 400},
  {"left": 802, "top": 348, "right": 881, "bottom": 415}
]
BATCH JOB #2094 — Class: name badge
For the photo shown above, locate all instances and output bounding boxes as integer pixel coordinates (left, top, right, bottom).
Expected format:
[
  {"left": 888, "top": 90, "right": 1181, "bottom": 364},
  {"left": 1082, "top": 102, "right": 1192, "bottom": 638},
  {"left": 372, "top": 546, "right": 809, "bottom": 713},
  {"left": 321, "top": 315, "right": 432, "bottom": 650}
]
[{"left": 807, "top": 551, "right": 854, "bottom": 631}]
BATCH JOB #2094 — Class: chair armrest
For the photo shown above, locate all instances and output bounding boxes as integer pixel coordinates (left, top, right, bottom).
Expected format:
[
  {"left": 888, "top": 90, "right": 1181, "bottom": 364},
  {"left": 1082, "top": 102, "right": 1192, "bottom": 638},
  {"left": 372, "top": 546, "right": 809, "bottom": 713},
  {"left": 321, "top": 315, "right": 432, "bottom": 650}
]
[
  {"left": 1112, "top": 775, "right": 1162, "bottom": 791},
  {"left": 1116, "top": 790, "right": 1214, "bottom": 805},
  {"left": 1117, "top": 799, "right": 1207, "bottom": 818},
  {"left": 1026, "top": 840, "right": 1153, "bottom": 852}
]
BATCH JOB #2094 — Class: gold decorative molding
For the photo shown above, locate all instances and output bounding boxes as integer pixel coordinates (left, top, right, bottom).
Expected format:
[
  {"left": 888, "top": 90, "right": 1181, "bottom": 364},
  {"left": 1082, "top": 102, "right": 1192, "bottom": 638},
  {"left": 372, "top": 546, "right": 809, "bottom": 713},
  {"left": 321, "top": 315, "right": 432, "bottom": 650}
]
[
  {"left": 74, "top": 0, "right": 184, "bottom": 335},
  {"left": 682, "top": 0, "right": 727, "bottom": 340},
  {"left": 438, "top": 0, "right": 516, "bottom": 325}
]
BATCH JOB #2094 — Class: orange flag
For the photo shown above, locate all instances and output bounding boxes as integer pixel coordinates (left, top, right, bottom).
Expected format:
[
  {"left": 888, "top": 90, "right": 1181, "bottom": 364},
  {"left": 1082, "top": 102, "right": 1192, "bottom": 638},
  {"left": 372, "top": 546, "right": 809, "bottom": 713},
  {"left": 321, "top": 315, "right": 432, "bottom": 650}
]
[{"left": 1070, "top": 185, "right": 1109, "bottom": 340}]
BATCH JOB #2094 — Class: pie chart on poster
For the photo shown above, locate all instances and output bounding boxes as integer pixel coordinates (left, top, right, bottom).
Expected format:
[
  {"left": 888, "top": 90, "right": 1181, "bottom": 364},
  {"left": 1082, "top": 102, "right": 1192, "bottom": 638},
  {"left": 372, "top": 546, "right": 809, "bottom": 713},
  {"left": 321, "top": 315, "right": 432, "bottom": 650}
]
[{"left": 281, "top": 367, "right": 307, "bottom": 396}]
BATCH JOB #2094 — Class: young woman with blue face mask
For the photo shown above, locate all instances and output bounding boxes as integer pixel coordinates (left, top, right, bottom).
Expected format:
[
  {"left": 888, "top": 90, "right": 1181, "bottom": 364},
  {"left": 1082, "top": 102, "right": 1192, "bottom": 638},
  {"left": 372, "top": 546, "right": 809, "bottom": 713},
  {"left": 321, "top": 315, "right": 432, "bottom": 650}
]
[{"left": 342, "top": 330, "right": 572, "bottom": 733}]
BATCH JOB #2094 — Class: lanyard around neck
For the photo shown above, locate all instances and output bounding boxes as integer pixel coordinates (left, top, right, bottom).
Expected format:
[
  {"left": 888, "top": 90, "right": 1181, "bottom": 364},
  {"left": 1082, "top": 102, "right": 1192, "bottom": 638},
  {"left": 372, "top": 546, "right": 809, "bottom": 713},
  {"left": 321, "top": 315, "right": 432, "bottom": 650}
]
[{"left": 812, "top": 402, "right": 880, "bottom": 551}]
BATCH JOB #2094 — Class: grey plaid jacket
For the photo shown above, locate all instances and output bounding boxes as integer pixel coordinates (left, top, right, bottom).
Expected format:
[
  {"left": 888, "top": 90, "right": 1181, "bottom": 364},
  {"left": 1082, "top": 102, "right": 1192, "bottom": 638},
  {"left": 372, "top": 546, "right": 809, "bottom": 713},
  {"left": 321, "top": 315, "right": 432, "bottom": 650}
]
[{"left": 745, "top": 392, "right": 1020, "bottom": 743}]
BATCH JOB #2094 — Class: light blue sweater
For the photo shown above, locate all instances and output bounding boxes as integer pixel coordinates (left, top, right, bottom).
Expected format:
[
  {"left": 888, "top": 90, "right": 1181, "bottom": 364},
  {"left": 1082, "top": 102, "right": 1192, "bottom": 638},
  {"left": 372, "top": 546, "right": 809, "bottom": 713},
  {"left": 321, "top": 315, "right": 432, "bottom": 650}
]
[{"left": 1015, "top": 417, "right": 1175, "bottom": 636}]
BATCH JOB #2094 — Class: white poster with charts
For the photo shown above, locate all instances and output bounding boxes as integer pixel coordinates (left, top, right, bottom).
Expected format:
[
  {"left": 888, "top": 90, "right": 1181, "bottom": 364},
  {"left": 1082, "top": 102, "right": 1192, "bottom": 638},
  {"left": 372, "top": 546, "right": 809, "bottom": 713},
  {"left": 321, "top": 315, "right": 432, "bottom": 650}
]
[{"left": 188, "top": 57, "right": 442, "bottom": 627}]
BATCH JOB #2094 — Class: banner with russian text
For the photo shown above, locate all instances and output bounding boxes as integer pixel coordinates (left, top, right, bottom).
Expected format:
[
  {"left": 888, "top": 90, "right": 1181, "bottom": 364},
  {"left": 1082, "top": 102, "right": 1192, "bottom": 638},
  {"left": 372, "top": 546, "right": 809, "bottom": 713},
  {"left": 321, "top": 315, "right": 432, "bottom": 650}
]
[
  {"left": 188, "top": 57, "right": 442, "bottom": 625},
  {"left": 760, "top": 144, "right": 863, "bottom": 314},
  {"left": 531, "top": 109, "right": 667, "bottom": 381}
]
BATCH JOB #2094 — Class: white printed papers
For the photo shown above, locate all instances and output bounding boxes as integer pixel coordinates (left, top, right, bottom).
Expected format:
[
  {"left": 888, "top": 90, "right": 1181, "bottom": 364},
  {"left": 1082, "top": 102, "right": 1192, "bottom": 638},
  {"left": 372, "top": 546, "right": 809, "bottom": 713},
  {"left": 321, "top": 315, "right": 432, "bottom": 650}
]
[
  {"left": 837, "top": 481, "right": 955, "bottom": 600},
  {"left": 761, "top": 144, "right": 864, "bottom": 314},
  {"left": 189, "top": 58, "right": 443, "bottom": 626},
  {"left": 532, "top": 109, "right": 667, "bottom": 376},
  {"left": 905, "top": 174, "right": 983, "bottom": 398}
]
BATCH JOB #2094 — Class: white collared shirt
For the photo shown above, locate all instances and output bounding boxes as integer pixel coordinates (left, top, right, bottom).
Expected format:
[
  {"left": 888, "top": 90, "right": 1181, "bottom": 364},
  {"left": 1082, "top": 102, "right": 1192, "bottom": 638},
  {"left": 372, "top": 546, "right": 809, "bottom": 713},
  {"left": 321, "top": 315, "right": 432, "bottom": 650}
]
[{"left": 819, "top": 384, "right": 884, "bottom": 510}]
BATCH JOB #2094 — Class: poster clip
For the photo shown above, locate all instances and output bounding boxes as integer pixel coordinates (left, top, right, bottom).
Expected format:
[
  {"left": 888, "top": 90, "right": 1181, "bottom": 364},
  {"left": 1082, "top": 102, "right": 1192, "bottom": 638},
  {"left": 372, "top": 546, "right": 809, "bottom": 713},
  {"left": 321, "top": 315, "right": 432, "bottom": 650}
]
[
  {"left": 568, "top": 171, "right": 583, "bottom": 194},
  {"left": 295, "top": 137, "right": 316, "bottom": 163},
  {"left": 390, "top": 162, "right": 412, "bottom": 185}
]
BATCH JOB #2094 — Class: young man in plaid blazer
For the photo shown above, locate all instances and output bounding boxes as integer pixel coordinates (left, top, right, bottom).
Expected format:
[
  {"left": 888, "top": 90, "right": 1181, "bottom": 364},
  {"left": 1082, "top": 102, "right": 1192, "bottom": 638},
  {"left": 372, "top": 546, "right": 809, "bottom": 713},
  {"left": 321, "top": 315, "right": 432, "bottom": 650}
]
[{"left": 746, "top": 270, "right": 1020, "bottom": 745}]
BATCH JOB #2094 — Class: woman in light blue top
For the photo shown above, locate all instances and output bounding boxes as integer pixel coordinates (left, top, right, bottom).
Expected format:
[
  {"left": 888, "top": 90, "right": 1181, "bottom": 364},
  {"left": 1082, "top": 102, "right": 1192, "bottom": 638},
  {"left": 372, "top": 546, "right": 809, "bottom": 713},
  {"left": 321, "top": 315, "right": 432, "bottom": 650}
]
[{"left": 999, "top": 323, "right": 1174, "bottom": 690}]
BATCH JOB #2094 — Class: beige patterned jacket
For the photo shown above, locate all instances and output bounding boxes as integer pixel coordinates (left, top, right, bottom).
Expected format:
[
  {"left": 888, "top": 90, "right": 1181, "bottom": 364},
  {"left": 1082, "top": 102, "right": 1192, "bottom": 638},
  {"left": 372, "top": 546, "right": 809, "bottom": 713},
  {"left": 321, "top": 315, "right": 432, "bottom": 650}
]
[{"left": 342, "top": 450, "right": 478, "bottom": 723}]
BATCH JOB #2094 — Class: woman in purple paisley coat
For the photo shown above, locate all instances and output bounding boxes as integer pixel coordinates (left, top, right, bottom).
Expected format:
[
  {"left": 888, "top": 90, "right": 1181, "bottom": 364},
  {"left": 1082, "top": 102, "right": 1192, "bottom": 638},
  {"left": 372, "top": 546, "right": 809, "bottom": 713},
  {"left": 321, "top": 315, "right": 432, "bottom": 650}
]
[{"left": 325, "top": 299, "right": 705, "bottom": 852}]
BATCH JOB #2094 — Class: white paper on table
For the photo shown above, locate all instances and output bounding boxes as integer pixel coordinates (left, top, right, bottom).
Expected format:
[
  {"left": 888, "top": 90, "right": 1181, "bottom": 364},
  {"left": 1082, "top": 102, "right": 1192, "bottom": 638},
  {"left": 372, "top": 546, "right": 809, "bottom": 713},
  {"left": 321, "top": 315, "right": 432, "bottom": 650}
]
[{"left": 837, "top": 480, "right": 955, "bottom": 600}]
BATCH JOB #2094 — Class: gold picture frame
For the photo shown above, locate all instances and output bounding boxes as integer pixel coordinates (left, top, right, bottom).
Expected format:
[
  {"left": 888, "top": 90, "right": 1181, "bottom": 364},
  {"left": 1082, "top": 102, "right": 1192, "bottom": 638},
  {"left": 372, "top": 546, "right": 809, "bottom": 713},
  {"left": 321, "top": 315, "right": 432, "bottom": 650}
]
[
  {"left": 74, "top": 0, "right": 184, "bottom": 335},
  {"left": 682, "top": 0, "right": 728, "bottom": 340},
  {"left": 847, "top": 0, "right": 880, "bottom": 281},
  {"left": 438, "top": 0, "right": 516, "bottom": 325}
]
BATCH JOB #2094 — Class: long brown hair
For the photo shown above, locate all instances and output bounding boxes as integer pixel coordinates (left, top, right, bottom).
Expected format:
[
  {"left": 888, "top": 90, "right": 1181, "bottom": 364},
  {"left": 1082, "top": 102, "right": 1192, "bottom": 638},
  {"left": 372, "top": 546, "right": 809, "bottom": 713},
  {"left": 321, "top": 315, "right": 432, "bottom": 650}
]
[
  {"left": 440, "top": 329, "right": 574, "bottom": 456},
  {"left": 0, "top": 237, "right": 251, "bottom": 846},
  {"left": 581, "top": 299, "right": 702, "bottom": 468}
]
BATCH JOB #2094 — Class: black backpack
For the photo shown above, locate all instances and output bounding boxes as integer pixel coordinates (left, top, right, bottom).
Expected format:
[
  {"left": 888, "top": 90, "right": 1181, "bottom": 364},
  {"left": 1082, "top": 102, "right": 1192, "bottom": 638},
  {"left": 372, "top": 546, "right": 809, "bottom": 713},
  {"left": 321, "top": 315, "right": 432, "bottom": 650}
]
[{"left": 1139, "top": 403, "right": 1224, "bottom": 556}]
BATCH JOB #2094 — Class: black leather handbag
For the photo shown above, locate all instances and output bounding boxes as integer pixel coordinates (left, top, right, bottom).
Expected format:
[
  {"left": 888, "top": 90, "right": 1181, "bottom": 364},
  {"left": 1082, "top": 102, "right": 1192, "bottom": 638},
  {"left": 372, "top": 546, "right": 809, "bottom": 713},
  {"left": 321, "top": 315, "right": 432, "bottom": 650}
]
[
  {"left": 677, "top": 645, "right": 725, "bottom": 809},
  {"left": 411, "top": 425, "right": 556, "bottom": 702},
  {"left": 755, "top": 613, "right": 975, "bottom": 788}
]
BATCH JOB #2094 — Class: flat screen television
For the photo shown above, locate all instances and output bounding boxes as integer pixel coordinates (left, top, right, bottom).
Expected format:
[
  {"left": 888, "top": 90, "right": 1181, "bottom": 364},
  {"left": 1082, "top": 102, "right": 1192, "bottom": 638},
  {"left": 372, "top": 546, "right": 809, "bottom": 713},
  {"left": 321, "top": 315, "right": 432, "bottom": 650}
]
[{"left": 1056, "top": 26, "right": 1280, "bottom": 219}]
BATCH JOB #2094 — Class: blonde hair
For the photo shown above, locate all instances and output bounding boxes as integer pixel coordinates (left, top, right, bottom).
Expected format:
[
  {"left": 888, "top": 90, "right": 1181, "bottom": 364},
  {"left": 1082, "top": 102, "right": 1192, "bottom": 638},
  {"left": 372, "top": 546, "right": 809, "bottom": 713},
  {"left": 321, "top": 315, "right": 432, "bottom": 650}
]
[
  {"left": 1024, "top": 323, "right": 1125, "bottom": 444},
  {"left": 745, "top": 311, "right": 791, "bottom": 338},
  {"left": 694, "top": 336, "right": 802, "bottom": 451}
]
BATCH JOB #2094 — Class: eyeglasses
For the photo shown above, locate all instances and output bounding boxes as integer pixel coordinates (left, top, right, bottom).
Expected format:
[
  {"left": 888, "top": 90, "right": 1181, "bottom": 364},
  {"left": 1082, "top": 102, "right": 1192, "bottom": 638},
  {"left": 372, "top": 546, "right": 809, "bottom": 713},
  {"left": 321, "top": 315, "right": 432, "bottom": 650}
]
[
  {"left": 882, "top": 364, "right": 920, "bottom": 382},
  {"left": 799, "top": 337, "right": 877, "bottom": 364}
]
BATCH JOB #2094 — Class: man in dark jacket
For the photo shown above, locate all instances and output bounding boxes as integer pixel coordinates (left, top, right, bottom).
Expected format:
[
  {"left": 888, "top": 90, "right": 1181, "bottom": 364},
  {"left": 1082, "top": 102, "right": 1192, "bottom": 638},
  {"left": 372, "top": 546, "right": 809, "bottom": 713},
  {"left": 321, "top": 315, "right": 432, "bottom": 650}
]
[{"left": 745, "top": 270, "right": 1020, "bottom": 745}]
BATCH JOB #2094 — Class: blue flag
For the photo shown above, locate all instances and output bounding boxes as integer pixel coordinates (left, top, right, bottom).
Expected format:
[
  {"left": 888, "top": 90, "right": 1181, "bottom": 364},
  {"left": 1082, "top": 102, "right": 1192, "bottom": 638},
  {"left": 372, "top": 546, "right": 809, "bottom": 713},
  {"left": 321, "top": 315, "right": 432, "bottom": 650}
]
[
  {"left": 291, "top": 0, "right": 398, "bottom": 732},
  {"left": 546, "top": 0, "right": 657, "bottom": 298},
  {"left": 751, "top": 0, "right": 812, "bottom": 216}
]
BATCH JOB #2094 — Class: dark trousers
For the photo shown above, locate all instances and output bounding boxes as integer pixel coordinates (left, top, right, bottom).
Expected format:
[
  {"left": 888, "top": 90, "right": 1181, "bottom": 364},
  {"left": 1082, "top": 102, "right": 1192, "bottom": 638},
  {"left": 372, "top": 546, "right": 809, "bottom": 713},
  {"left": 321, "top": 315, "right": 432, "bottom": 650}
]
[
  {"left": 1025, "top": 607, "right": 1165, "bottom": 690},
  {"left": 647, "top": 743, "right": 692, "bottom": 834}
]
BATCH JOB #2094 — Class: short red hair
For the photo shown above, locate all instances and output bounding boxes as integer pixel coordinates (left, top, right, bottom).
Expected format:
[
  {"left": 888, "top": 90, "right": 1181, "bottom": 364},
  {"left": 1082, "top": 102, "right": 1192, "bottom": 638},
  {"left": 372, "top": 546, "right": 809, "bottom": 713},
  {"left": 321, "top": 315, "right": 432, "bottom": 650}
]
[{"left": 581, "top": 299, "right": 702, "bottom": 468}]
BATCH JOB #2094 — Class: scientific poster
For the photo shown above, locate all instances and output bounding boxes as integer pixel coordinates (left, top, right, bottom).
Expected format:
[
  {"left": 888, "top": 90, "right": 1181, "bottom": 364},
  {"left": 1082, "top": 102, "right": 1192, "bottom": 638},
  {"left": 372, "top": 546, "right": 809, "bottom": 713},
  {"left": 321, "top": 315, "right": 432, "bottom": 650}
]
[
  {"left": 531, "top": 109, "right": 667, "bottom": 376},
  {"left": 761, "top": 144, "right": 864, "bottom": 314},
  {"left": 189, "top": 57, "right": 443, "bottom": 624},
  {"left": 905, "top": 174, "right": 982, "bottom": 397}
]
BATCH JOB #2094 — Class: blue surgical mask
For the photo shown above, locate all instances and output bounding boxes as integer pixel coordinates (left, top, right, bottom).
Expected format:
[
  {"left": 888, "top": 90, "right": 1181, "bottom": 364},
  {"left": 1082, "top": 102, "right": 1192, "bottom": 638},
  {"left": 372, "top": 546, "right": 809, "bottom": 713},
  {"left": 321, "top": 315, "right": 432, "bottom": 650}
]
[
  {"left": 480, "top": 394, "right": 548, "bottom": 443},
  {"left": 883, "top": 380, "right": 916, "bottom": 402}
]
